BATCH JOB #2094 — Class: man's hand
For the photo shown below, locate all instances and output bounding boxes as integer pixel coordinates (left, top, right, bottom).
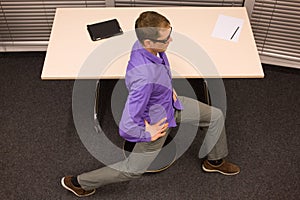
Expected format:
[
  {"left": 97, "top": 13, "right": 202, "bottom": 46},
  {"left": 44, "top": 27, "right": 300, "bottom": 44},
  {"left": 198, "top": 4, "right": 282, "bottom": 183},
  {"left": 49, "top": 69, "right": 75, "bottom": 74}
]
[
  {"left": 173, "top": 88, "right": 178, "bottom": 102},
  {"left": 144, "top": 118, "right": 169, "bottom": 141}
]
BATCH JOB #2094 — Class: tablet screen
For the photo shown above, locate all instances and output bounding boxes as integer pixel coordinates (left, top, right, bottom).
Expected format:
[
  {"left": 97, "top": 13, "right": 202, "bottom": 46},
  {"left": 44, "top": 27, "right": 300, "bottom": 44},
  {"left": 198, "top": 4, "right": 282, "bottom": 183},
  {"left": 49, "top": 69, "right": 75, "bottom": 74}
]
[{"left": 87, "top": 19, "right": 123, "bottom": 41}]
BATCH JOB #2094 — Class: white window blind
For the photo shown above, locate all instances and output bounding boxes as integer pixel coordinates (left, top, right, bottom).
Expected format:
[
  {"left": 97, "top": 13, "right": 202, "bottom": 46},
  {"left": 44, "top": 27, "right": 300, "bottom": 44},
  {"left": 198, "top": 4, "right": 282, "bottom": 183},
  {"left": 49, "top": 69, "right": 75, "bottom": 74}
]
[
  {"left": 0, "top": 0, "right": 244, "bottom": 51},
  {"left": 115, "top": 0, "right": 244, "bottom": 7},
  {"left": 0, "top": 0, "right": 106, "bottom": 51},
  {"left": 250, "top": 0, "right": 300, "bottom": 68}
]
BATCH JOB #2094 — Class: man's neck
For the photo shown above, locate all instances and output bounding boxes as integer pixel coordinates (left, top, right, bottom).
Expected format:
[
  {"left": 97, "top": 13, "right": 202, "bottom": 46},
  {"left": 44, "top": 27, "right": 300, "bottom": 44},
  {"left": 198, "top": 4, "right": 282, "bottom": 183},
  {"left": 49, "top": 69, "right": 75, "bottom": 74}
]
[{"left": 145, "top": 47, "right": 158, "bottom": 56}]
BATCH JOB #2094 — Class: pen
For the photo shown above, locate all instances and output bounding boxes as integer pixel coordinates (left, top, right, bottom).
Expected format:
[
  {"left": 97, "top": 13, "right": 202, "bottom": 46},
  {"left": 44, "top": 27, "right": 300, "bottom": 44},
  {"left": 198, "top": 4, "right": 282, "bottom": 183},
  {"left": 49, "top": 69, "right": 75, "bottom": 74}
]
[{"left": 230, "top": 26, "right": 240, "bottom": 40}]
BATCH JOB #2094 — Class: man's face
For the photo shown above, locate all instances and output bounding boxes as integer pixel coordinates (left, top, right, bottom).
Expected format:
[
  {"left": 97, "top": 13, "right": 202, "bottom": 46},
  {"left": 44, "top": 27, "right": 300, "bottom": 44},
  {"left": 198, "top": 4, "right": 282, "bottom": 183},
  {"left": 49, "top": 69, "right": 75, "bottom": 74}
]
[{"left": 145, "top": 27, "right": 173, "bottom": 54}]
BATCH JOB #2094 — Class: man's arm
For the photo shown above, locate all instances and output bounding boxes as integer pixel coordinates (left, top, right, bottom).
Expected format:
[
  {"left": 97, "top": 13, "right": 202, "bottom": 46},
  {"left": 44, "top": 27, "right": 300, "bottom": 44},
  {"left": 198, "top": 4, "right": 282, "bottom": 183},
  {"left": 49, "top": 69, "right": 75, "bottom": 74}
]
[{"left": 119, "top": 81, "right": 168, "bottom": 142}]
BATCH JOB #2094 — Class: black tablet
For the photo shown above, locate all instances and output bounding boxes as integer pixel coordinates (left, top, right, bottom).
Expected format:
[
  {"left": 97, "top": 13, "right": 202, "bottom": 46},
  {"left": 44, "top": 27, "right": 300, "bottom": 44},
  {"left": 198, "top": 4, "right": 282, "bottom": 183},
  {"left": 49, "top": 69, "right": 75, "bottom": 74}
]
[{"left": 87, "top": 19, "right": 123, "bottom": 41}]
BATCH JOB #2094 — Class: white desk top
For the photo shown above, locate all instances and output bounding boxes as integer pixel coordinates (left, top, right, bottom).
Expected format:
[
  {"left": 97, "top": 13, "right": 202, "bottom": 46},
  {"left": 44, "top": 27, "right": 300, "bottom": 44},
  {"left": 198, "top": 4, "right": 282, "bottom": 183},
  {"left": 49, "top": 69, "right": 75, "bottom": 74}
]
[{"left": 41, "top": 7, "right": 264, "bottom": 79}]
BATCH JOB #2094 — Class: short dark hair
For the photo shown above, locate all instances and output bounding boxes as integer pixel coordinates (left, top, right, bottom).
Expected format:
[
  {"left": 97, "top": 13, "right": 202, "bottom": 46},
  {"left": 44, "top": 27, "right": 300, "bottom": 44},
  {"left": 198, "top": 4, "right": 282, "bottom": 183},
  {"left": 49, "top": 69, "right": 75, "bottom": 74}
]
[{"left": 135, "top": 11, "right": 170, "bottom": 43}]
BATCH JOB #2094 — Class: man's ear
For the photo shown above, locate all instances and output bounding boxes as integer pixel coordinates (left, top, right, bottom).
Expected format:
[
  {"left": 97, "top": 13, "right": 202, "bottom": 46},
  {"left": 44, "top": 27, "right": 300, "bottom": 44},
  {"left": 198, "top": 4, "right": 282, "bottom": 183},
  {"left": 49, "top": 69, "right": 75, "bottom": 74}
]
[{"left": 143, "top": 39, "right": 152, "bottom": 48}]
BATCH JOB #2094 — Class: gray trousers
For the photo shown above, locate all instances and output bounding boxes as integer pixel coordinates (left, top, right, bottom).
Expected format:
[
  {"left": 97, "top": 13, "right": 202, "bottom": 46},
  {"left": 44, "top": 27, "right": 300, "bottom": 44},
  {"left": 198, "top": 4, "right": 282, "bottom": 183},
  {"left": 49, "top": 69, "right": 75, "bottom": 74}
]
[{"left": 78, "top": 96, "right": 228, "bottom": 190}]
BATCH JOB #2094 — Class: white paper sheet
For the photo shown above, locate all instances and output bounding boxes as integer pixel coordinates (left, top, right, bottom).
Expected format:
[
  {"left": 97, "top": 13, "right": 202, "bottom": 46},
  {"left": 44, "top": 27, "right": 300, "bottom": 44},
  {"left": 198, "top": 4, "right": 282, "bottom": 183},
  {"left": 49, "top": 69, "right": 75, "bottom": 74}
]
[{"left": 212, "top": 14, "right": 244, "bottom": 42}]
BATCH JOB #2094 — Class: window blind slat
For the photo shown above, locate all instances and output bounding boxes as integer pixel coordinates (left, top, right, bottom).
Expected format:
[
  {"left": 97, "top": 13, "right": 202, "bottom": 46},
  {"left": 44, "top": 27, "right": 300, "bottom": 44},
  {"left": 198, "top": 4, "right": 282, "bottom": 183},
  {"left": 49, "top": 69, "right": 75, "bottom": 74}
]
[
  {"left": 115, "top": 0, "right": 244, "bottom": 7},
  {"left": 254, "top": 33, "right": 300, "bottom": 44},
  {"left": 252, "top": 7, "right": 300, "bottom": 16},
  {"left": 252, "top": 26, "right": 299, "bottom": 37},
  {"left": 251, "top": 15, "right": 299, "bottom": 24},
  {"left": 256, "top": 41, "right": 300, "bottom": 52},
  {"left": 252, "top": 23, "right": 300, "bottom": 32},
  {"left": 261, "top": 48, "right": 299, "bottom": 59},
  {"left": 255, "top": 0, "right": 300, "bottom": 7}
]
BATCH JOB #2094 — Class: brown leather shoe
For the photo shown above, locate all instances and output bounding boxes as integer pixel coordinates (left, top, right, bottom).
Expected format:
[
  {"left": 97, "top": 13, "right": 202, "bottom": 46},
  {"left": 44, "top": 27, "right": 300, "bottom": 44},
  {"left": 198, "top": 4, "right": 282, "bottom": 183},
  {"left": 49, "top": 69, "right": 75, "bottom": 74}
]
[
  {"left": 202, "top": 159, "right": 240, "bottom": 175},
  {"left": 61, "top": 176, "right": 96, "bottom": 197}
]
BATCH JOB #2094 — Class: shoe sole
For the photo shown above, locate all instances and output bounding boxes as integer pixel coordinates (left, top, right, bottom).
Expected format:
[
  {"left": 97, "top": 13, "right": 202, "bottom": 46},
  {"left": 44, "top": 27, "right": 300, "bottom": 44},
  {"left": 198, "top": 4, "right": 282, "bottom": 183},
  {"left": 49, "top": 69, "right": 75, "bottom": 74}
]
[
  {"left": 61, "top": 177, "right": 96, "bottom": 197},
  {"left": 202, "top": 164, "right": 240, "bottom": 176}
]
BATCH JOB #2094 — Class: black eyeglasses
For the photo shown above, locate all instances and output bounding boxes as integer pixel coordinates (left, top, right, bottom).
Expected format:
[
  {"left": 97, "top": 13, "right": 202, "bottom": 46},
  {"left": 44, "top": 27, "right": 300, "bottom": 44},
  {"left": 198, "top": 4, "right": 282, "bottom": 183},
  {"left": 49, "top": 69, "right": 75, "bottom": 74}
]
[{"left": 148, "top": 27, "right": 172, "bottom": 44}]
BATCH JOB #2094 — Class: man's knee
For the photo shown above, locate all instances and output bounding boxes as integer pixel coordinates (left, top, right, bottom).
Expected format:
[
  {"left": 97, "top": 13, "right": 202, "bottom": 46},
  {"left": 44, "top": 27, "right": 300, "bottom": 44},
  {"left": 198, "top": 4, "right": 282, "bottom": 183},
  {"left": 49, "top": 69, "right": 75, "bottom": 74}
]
[{"left": 210, "top": 107, "right": 225, "bottom": 122}]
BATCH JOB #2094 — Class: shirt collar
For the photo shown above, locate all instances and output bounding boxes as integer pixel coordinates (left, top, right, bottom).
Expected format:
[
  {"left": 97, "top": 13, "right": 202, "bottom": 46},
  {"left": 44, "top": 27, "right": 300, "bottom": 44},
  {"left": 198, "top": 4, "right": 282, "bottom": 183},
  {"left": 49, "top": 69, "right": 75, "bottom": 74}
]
[{"left": 133, "top": 41, "right": 166, "bottom": 65}]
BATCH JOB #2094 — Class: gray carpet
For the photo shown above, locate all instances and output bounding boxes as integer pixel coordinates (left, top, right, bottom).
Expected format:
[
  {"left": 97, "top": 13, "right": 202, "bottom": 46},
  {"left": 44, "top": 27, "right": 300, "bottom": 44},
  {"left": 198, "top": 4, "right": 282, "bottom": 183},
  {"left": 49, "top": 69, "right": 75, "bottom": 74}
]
[{"left": 1, "top": 52, "right": 299, "bottom": 200}]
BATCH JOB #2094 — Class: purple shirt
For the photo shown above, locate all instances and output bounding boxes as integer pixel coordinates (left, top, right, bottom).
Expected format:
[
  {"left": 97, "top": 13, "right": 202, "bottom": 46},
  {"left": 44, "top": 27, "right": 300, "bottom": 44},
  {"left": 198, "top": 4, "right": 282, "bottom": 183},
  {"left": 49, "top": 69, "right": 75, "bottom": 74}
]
[{"left": 119, "top": 41, "right": 183, "bottom": 142}]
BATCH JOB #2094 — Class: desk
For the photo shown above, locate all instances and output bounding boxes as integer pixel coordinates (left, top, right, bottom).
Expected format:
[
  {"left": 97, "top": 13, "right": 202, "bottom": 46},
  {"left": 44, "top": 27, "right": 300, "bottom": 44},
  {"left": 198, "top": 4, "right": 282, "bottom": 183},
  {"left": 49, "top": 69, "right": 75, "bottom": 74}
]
[
  {"left": 41, "top": 7, "right": 264, "bottom": 172},
  {"left": 41, "top": 7, "right": 264, "bottom": 79}
]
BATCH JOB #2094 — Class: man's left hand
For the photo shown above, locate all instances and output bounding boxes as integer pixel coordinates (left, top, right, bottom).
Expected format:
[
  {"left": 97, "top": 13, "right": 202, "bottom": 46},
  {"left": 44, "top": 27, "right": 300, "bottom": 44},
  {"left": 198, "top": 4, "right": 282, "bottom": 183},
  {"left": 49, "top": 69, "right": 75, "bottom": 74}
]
[{"left": 173, "top": 88, "right": 178, "bottom": 102}]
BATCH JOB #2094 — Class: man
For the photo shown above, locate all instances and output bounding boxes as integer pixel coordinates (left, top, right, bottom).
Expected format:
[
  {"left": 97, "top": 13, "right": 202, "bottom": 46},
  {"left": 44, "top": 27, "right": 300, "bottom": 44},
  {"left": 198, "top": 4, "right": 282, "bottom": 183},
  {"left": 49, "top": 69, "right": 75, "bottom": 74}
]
[{"left": 61, "top": 11, "right": 240, "bottom": 197}]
